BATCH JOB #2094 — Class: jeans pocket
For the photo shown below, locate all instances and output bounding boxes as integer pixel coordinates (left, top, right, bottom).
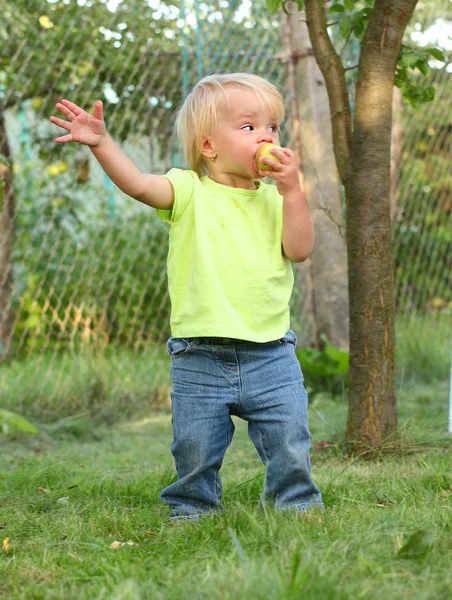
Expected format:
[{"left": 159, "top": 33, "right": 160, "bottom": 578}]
[{"left": 167, "top": 337, "right": 192, "bottom": 358}]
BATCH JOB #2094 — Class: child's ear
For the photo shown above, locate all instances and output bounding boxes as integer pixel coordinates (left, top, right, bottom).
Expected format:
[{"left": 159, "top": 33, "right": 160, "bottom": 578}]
[{"left": 200, "top": 136, "right": 216, "bottom": 160}]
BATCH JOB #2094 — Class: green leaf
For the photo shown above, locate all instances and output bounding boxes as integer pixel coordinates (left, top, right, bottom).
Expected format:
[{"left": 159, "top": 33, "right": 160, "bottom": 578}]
[
  {"left": 399, "top": 52, "right": 420, "bottom": 68},
  {"left": 266, "top": 0, "right": 281, "bottom": 15},
  {"left": 416, "top": 60, "right": 430, "bottom": 77},
  {"left": 0, "top": 409, "right": 38, "bottom": 435},
  {"left": 353, "top": 23, "right": 365, "bottom": 38},
  {"left": 296, "top": 337, "right": 350, "bottom": 379},
  {"left": 396, "top": 66, "right": 408, "bottom": 81},
  {"left": 320, "top": 334, "right": 350, "bottom": 375},
  {"left": 397, "top": 529, "right": 434, "bottom": 559},
  {"left": 328, "top": 4, "right": 346, "bottom": 13},
  {"left": 0, "top": 154, "right": 10, "bottom": 167},
  {"left": 344, "top": 0, "right": 355, "bottom": 9},
  {"left": 426, "top": 47, "right": 446, "bottom": 62},
  {"left": 296, "top": 0, "right": 305, "bottom": 9},
  {"left": 339, "top": 16, "right": 352, "bottom": 38}
]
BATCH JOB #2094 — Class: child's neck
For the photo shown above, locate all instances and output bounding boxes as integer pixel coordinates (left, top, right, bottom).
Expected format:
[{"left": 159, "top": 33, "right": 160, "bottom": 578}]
[{"left": 207, "top": 171, "right": 259, "bottom": 191}]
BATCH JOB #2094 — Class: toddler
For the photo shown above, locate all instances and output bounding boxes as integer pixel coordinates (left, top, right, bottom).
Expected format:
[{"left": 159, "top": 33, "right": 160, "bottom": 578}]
[{"left": 50, "top": 72, "right": 324, "bottom": 520}]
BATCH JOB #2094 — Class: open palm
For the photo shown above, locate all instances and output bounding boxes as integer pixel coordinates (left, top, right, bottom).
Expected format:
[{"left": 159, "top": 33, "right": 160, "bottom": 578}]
[{"left": 49, "top": 99, "right": 107, "bottom": 147}]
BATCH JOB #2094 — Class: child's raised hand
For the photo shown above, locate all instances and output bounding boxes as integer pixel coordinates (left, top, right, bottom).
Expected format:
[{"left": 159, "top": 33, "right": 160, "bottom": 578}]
[{"left": 49, "top": 99, "right": 107, "bottom": 147}]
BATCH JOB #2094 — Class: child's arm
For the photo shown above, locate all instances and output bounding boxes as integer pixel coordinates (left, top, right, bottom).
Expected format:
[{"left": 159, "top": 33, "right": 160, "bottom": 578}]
[{"left": 49, "top": 99, "right": 174, "bottom": 210}]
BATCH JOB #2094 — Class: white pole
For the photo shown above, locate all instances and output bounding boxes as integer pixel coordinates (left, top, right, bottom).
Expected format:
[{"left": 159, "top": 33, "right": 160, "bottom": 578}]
[{"left": 449, "top": 345, "right": 452, "bottom": 433}]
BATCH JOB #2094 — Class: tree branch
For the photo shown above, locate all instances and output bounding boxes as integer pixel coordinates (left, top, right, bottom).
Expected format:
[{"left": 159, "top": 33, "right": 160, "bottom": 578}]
[
  {"left": 340, "top": 27, "right": 354, "bottom": 58},
  {"left": 304, "top": 0, "right": 352, "bottom": 184},
  {"left": 353, "top": 0, "right": 419, "bottom": 137}
]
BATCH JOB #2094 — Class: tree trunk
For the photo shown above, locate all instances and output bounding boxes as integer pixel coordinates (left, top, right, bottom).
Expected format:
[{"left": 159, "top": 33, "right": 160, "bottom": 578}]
[
  {"left": 280, "top": 6, "right": 349, "bottom": 352},
  {"left": 344, "top": 0, "right": 418, "bottom": 451},
  {"left": 391, "top": 86, "right": 403, "bottom": 221},
  {"left": 0, "top": 106, "right": 15, "bottom": 363},
  {"left": 303, "top": 0, "right": 418, "bottom": 451}
]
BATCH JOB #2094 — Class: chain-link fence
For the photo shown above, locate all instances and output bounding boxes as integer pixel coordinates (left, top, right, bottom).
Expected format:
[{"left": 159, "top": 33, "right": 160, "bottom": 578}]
[
  {"left": 393, "top": 60, "right": 451, "bottom": 315},
  {"left": 1, "top": 0, "right": 450, "bottom": 416}
]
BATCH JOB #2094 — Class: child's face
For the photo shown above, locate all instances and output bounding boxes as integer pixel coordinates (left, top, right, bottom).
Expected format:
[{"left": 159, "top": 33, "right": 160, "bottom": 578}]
[{"left": 203, "top": 86, "right": 280, "bottom": 182}]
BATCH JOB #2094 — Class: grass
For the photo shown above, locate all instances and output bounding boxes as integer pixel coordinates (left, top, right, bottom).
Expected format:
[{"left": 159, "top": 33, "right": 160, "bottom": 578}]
[
  {"left": 1, "top": 314, "right": 451, "bottom": 598},
  {"left": 395, "top": 314, "right": 450, "bottom": 385},
  {"left": 0, "top": 345, "right": 171, "bottom": 423},
  {"left": 1, "top": 382, "right": 451, "bottom": 599},
  {"left": 1, "top": 313, "right": 450, "bottom": 424}
]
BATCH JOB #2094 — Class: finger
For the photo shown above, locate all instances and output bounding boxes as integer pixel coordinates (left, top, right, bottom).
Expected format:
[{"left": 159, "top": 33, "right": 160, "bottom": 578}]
[
  {"left": 282, "top": 148, "right": 295, "bottom": 161},
  {"left": 93, "top": 100, "right": 103, "bottom": 121},
  {"left": 262, "top": 158, "right": 284, "bottom": 171},
  {"left": 56, "top": 102, "right": 77, "bottom": 121},
  {"left": 55, "top": 134, "right": 73, "bottom": 143},
  {"left": 61, "top": 99, "right": 84, "bottom": 116},
  {"left": 49, "top": 115, "right": 71, "bottom": 131},
  {"left": 270, "top": 148, "right": 289, "bottom": 163}
]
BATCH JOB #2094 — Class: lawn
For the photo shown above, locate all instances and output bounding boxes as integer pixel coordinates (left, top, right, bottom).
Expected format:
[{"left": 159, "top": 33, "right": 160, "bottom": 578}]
[{"left": 1, "top": 378, "right": 451, "bottom": 599}]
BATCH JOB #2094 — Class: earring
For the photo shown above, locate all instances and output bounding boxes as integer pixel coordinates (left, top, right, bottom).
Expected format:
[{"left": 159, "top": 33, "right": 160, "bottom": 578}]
[{"left": 210, "top": 154, "right": 217, "bottom": 162}]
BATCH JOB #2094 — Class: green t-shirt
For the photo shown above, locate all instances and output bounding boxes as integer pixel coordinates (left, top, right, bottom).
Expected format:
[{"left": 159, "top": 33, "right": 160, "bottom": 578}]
[{"left": 156, "top": 168, "right": 294, "bottom": 343}]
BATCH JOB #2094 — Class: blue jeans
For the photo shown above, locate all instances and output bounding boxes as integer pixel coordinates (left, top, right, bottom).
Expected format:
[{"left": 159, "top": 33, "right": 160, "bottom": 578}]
[{"left": 161, "top": 330, "right": 324, "bottom": 519}]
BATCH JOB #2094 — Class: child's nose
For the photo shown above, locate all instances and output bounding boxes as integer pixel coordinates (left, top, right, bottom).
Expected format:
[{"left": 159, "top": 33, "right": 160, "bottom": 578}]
[{"left": 258, "top": 132, "right": 275, "bottom": 144}]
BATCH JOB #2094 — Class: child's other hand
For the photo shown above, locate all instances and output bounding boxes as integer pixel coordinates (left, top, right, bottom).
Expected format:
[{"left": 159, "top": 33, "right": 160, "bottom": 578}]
[
  {"left": 49, "top": 99, "right": 107, "bottom": 147},
  {"left": 258, "top": 147, "right": 302, "bottom": 196}
]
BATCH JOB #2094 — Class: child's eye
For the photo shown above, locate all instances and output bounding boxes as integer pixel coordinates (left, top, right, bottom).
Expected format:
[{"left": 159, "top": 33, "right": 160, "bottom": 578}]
[{"left": 242, "top": 124, "right": 279, "bottom": 132}]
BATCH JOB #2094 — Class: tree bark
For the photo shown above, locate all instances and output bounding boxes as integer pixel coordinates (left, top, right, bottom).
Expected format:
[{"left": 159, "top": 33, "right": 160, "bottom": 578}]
[
  {"left": 280, "top": 6, "right": 349, "bottom": 351},
  {"left": 303, "top": 1, "right": 352, "bottom": 183},
  {"left": 0, "top": 106, "right": 15, "bottom": 363},
  {"left": 344, "top": 0, "right": 418, "bottom": 450},
  {"left": 391, "top": 86, "right": 403, "bottom": 220},
  {"left": 304, "top": 0, "right": 418, "bottom": 451}
]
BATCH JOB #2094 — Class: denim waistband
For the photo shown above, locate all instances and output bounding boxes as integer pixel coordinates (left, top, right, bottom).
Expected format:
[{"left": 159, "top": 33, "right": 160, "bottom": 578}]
[{"left": 188, "top": 337, "right": 249, "bottom": 345}]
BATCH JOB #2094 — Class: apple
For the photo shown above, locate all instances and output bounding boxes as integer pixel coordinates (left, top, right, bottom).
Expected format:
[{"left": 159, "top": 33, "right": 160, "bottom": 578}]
[{"left": 255, "top": 143, "right": 282, "bottom": 171}]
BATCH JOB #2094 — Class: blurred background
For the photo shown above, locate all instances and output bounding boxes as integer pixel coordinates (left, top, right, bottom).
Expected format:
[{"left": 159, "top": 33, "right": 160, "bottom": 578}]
[{"left": 0, "top": 0, "right": 450, "bottom": 424}]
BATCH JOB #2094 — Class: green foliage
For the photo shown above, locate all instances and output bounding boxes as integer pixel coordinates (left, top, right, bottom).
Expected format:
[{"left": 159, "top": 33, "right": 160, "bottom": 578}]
[
  {"left": 265, "top": 0, "right": 306, "bottom": 16},
  {"left": 395, "top": 315, "right": 451, "bottom": 384},
  {"left": 3, "top": 0, "right": 285, "bottom": 165},
  {"left": 266, "top": 0, "right": 444, "bottom": 109},
  {"left": 1, "top": 316, "right": 448, "bottom": 425},
  {"left": 0, "top": 152, "right": 8, "bottom": 211},
  {"left": 296, "top": 334, "right": 349, "bottom": 397},
  {"left": 0, "top": 347, "right": 170, "bottom": 423},
  {"left": 12, "top": 156, "right": 171, "bottom": 353},
  {"left": 395, "top": 45, "right": 445, "bottom": 109},
  {"left": 393, "top": 69, "right": 451, "bottom": 312},
  {"left": 397, "top": 529, "right": 435, "bottom": 559},
  {"left": 1, "top": 0, "right": 183, "bottom": 162},
  {"left": 330, "top": 3, "right": 373, "bottom": 40},
  {"left": 0, "top": 409, "right": 37, "bottom": 435}
]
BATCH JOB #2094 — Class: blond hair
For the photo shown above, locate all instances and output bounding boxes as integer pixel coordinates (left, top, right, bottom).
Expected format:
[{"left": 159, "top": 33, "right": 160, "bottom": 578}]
[{"left": 173, "top": 73, "right": 285, "bottom": 177}]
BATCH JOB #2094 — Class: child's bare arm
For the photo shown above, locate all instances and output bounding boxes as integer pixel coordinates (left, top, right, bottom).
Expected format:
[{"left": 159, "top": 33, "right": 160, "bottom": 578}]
[{"left": 49, "top": 99, "right": 174, "bottom": 210}]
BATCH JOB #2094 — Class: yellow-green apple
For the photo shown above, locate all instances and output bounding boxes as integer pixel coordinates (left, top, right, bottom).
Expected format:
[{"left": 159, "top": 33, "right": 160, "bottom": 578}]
[{"left": 255, "top": 143, "right": 282, "bottom": 171}]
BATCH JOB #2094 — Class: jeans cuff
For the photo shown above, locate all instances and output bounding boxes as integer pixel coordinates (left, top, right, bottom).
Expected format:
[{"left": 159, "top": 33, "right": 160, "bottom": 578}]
[
  {"left": 169, "top": 514, "right": 202, "bottom": 522},
  {"left": 278, "top": 500, "right": 325, "bottom": 513}
]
